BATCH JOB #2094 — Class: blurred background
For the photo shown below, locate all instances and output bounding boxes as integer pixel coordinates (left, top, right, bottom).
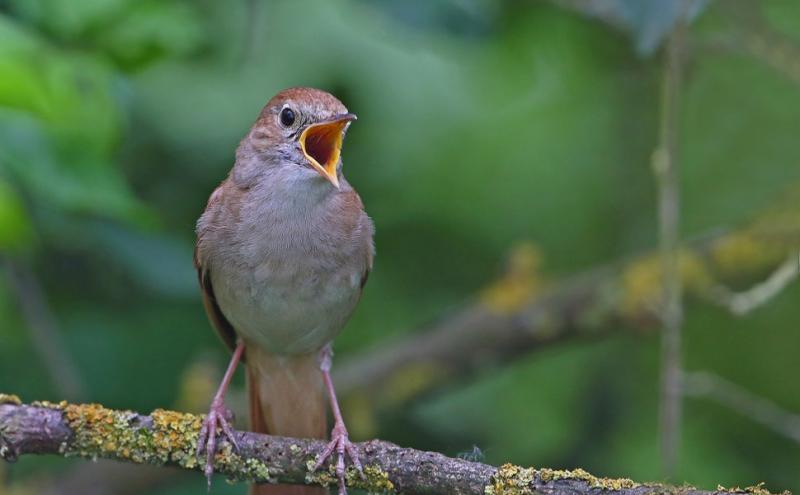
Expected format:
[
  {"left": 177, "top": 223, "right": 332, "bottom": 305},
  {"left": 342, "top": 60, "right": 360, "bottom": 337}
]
[{"left": 1, "top": 0, "right": 800, "bottom": 494}]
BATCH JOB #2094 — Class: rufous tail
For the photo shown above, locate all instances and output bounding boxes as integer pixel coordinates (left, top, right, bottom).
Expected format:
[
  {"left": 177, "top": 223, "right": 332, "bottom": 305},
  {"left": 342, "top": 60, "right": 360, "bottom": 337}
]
[{"left": 247, "top": 345, "right": 327, "bottom": 495}]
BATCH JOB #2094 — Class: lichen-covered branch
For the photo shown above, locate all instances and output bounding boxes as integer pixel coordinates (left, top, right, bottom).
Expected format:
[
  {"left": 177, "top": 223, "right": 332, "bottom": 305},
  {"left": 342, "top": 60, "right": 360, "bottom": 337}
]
[
  {"left": 334, "top": 187, "right": 800, "bottom": 408},
  {"left": 0, "top": 395, "right": 786, "bottom": 495}
]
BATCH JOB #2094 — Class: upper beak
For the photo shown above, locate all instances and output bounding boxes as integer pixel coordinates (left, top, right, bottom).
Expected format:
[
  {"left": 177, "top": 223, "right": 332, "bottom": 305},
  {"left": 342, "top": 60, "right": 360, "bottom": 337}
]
[{"left": 299, "top": 113, "right": 357, "bottom": 189}]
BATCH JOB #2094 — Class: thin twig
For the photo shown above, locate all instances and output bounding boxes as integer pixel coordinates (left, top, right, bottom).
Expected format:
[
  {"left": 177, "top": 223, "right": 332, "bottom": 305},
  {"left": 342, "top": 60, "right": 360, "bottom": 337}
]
[
  {"left": 708, "top": 253, "right": 800, "bottom": 316},
  {"left": 683, "top": 371, "right": 800, "bottom": 445},
  {"left": 4, "top": 260, "right": 86, "bottom": 401},
  {"left": 654, "top": 18, "right": 687, "bottom": 479},
  {"left": 0, "top": 397, "right": 788, "bottom": 495}
]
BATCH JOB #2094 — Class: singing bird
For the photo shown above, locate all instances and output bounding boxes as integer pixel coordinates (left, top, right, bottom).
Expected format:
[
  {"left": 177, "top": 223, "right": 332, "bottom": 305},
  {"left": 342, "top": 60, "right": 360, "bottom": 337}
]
[{"left": 194, "top": 87, "right": 374, "bottom": 495}]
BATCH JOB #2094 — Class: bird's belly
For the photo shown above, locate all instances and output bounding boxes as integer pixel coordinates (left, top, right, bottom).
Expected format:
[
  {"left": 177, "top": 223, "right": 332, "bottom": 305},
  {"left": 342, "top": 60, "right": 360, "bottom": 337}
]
[{"left": 212, "top": 260, "right": 362, "bottom": 355}]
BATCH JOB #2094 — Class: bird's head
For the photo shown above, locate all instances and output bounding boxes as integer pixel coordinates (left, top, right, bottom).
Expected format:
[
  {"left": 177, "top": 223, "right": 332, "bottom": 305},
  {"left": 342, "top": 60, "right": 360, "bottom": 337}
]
[{"left": 243, "top": 87, "right": 356, "bottom": 190}]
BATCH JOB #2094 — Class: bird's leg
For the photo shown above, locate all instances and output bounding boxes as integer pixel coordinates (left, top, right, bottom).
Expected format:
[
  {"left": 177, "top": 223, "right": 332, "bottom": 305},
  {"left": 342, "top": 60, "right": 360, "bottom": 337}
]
[
  {"left": 196, "top": 340, "right": 245, "bottom": 488},
  {"left": 314, "top": 344, "right": 363, "bottom": 495}
]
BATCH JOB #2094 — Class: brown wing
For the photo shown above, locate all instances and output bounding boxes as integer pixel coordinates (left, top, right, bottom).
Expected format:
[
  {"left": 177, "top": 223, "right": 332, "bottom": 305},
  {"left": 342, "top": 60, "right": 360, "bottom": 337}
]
[
  {"left": 360, "top": 267, "right": 370, "bottom": 290},
  {"left": 358, "top": 204, "right": 375, "bottom": 292},
  {"left": 194, "top": 244, "right": 238, "bottom": 353}
]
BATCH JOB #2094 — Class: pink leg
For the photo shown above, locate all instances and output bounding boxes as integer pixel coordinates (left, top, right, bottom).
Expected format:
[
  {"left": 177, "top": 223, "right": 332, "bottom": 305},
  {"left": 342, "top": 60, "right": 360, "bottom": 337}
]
[
  {"left": 313, "top": 345, "right": 363, "bottom": 495},
  {"left": 196, "top": 340, "right": 245, "bottom": 488}
]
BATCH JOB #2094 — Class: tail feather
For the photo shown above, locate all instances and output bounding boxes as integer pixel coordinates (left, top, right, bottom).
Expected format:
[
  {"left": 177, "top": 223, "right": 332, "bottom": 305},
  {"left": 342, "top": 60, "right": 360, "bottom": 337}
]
[{"left": 247, "top": 346, "right": 327, "bottom": 495}]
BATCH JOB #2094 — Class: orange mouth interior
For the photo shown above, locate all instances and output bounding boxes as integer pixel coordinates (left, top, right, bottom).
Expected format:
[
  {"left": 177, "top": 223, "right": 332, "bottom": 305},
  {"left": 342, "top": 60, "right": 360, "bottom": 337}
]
[{"left": 300, "top": 120, "right": 348, "bottom": 185}]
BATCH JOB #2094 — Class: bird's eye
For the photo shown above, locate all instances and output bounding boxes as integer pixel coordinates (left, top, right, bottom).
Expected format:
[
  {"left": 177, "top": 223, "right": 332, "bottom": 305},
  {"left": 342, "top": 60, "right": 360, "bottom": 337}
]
[{"left": 279, "top": 107, "right": 296, "bottom": 127}]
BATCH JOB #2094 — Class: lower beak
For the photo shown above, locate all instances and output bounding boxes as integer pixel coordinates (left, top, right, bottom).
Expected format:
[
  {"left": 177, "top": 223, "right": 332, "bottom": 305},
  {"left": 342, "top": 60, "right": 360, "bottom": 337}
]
[{"left": 299, "top": 113, "right": 357, "bottom": 189}]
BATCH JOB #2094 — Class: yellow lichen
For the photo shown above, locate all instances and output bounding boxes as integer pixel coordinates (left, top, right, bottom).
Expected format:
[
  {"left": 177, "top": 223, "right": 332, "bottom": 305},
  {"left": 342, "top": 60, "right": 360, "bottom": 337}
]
[
  {"left": 485, "top": 463, "right": 536, "bottom": 495},
  {"left": 481, "top": 243, "right": 545, "bottom": 314},
  {"left": 710, "top": 232, "right": 791, "bottom": 281},
  {"left": 0, "top": 394, "right": 21, "bottom": 405},
  {"left": 486, "top": 464, "right": 642, "bottom": 494},
  {"left": 30, "top": 400, "right": 67, "bottom": 409},
  {"left": 539, "top": 467, "right": 638, "bottom": 490},
  {"left": 718, "top": 481, "right": 792, "bottom": 495},
  {"left": 59, "top": 403, "right": 270, "bottom": 483},
  {"left": 305, "top": 461, "right": 393, "bottom": 493},
  {"left": 620, "top": 250, "right": 712, "bottom": 319}
]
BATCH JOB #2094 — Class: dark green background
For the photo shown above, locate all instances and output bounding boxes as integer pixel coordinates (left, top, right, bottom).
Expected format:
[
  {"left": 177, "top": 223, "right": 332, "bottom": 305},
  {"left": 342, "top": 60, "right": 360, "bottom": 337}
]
[{"left": 1, "top": 1, "right": 799, "bottom": 493}]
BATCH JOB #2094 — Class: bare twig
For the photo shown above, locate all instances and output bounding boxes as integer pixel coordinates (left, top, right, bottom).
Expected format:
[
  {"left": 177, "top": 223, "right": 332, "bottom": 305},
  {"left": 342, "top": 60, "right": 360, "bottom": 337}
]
[
  {"left": 4, "top": 260, "right": 86, "bottom": 401},
  {"left": 0, "top": 396, "right": 788, "bottom": 495},
  {"left": 653, "top": 18, "right": 687, "bottom": 479},
  {"left": 708, "top": 253, "right": 800, "bottom": 316},
  {"left": 683, "top": 371, "right": 800, "bottom": 445}
]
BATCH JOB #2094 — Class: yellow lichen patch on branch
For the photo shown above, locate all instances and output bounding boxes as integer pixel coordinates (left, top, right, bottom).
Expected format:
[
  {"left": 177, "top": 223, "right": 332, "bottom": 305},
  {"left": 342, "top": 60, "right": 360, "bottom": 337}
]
[
  {"left": 620, "top": 249, "right": 712, "bottom": 319},
  {"left": 746, "top": 482, "right": 792, "bottom": 495},
  {"left": 710, "top": 232, "right": 790, "bottom": 279},
  {"left": 30, "top": 400, "right": 67, "bottom": 410},
  {"left": 481, "top": 243, "right": 545, "bottom": 314},
  {"left": 715, "top": 482, "right": 791, "bottom": 495},
  {"left": 150, "top": 408, "right": 202, "bottom": 468},
  {"left": 485, "top": 464, "right": 643, "bottom": 494},
  {"left": 305, "top": 460, "right": 393, "bottom": 493},
  {"left": 538, "top": 467, "right": 638, "bottom": 490},
  {"left": 63, "top": 402, "right": 159, "bottom": 463},
  {"left": 485, "top": 463, "right": 536, "bottom": 495},
  {"left": 0, "top": 395, "right": 21, "bottom": 406},
  {"left": 57, "top": 402, "right": 271, "bottom": 483}
]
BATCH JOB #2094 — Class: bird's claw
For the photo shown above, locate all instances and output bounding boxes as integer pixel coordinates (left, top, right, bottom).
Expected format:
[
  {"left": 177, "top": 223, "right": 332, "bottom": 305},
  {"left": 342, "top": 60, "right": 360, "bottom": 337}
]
[
  {"left": 313, "top": 422, "right": 363, "bottom": 495},
  {"left": 196, "top": 397, "right": 239, "bottom": 488}
]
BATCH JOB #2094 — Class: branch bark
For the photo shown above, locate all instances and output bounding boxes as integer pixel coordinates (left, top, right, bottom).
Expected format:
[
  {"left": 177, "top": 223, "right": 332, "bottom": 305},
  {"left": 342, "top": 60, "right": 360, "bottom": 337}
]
[{"left": 0, "top": 396, "right": 787, "bottom": 495}]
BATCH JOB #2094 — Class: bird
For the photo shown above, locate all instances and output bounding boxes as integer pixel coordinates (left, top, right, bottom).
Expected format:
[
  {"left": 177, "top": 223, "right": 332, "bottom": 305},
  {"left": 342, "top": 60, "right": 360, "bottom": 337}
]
[{"left": 194, "top": 87, "right": 374, "bottom": 495}]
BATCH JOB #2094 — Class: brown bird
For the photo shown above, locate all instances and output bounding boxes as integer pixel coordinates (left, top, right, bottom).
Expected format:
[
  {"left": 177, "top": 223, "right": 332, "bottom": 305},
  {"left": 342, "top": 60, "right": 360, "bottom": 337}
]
[{"left": 194, "top": 87, "right": 374, "bottom": 495}]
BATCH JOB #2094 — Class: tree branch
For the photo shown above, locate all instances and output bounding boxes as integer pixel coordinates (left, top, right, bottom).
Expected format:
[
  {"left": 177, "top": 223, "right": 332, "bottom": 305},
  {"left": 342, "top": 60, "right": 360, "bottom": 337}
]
[
  {"left": 334, "top": 188, "right": 800, "bottom": 407},
  {"left": 0, "top": 395, "right": 787, "bottom": 495}
]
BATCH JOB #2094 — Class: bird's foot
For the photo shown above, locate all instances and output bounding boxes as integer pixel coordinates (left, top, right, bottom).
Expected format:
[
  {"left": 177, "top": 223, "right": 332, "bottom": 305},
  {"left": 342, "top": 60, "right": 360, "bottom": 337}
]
[
  {"left": 196, "top": 397, "right": 239, "bottom": 488},
  {"left": 313, "top": 420, "right": 363, "bottom": 495}
]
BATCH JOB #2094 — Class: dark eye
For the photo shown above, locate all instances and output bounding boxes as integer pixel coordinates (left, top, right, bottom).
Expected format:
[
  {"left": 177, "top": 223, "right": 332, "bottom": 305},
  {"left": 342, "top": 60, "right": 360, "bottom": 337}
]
[{"left": 279, "top": 107, "right": 295, "bottom": 127}]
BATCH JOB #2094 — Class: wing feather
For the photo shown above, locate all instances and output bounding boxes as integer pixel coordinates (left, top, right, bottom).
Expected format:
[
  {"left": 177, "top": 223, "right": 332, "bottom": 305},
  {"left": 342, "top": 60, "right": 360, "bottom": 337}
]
[{"left": 194, "top": 245, "right": 238, "bottom": 353}]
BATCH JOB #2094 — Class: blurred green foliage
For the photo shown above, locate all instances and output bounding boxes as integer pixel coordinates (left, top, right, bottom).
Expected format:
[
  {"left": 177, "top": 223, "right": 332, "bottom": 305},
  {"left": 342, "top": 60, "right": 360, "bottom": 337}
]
[{"left": 1, "top": 0, "right": 799, "bottom": 494}]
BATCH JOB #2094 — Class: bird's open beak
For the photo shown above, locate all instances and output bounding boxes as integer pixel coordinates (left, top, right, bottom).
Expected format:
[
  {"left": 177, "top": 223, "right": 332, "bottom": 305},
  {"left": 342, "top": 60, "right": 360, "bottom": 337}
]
[{"left": 300, "top": 113, "right": 357, "bottom": 189}]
